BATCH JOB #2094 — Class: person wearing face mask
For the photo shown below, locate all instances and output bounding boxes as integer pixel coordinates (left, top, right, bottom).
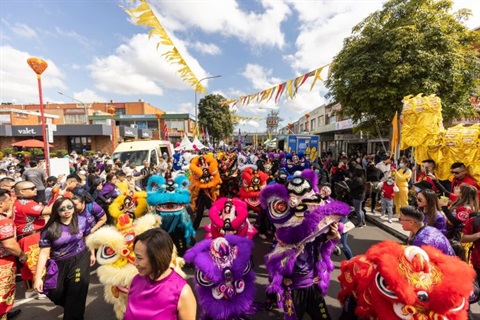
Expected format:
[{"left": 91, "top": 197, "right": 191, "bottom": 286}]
[
  {"left": 392, "top": 158, "right": 412, "bottom": 216},
  {"left": 380, "top": 177, "right": 395, "bottom": 223}
]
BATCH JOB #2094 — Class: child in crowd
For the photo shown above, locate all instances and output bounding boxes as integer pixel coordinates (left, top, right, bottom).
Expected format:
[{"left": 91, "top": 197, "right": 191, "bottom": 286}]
[
  {"left": 115, "top": 171, "right": 129, "bottom": 195},
  {"left": 380, "top": 177, "right": 395, "bottom": 223}
]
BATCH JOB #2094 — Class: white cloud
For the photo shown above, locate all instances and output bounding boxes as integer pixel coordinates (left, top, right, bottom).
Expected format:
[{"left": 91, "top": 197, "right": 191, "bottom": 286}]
[
  {"left": 0, "top": 46, "right": 66, "bottom": 104},
  {"left": 11, "top": 23, "right": 37, "bottom": 38},
  {"left": 189, "top": 41, "right": 221, "bottom": 55},
  {"left": 149, "top": 0, "right": 291, "bottom": 49},
  {"left": 88, "top": 33, "right": 209, "bottom": 96},
  {"left": 55, "top": 26, "right": 94, "bottom": 49}
]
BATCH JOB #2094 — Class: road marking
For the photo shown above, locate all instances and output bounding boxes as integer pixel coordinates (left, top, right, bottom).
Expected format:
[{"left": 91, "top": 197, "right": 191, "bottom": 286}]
[{"left": 13, "top": 297, "right": 35, "bottom": 307}]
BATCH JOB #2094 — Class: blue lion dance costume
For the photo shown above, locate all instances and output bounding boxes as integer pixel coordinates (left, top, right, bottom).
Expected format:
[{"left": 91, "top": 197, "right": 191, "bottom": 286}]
[{"left": 146, "top": 174, "right": 195, "bottom": 256}]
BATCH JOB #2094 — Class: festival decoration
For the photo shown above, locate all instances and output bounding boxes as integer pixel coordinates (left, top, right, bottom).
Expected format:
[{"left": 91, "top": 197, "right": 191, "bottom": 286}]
[
  {"left": 184, "top": 235, "right": 256, "bottom": 320},
  {"left": 189, "top": 153, "right": 222, "bottom": 211},
  {"left": 86, "top": 213, "right": 184, "bottom": 319},
  {"left": 338, "top": 241, "right": 475, "bottom": 320},
  {"left": 125, "top": 1, "right": 207, "bottom": 93},
  {"left": 146, "top": 174, "right": 195, "bottom": 256},
  {"left": 260, "top": 169, "right": 350, "bottom": 308},
  {"left": 400, "top": 93, "right": 480, "bottom": 181},
  {"left": 220, "top": 64, "right": 329, "bottom": 107}
]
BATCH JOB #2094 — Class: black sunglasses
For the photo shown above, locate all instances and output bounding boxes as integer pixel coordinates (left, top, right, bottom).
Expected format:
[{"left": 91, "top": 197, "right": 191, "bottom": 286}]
[
  {"left": 58, "top": 205, "right": 74, "bottom": 213},
  {"left": 21, "top": 186, "right": 36, "bottom": 191}
]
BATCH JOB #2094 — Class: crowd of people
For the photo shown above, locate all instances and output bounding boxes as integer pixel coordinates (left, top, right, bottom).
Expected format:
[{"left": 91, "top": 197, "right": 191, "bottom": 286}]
[{"left": 0, "top": 147, "right": 478, "bottom": 319}]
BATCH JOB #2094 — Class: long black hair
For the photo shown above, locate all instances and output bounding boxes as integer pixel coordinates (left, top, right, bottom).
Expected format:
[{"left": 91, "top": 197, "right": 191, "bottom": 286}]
[{"left": 42, "top": 197, "right": 79, "bottom": 241}]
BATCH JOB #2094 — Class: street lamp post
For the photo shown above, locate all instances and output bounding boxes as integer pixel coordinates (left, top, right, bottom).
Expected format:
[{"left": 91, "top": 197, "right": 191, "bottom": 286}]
[
  {"left": 194, "top": 75, "right": 222, "bottom": 136},
  {"left": 108, "top": 107, "right": 116, "bottom": 154},
  {"left": 58, "top": 92, "right": 90, "bottom": 124},
  {"left": 27, "top": 57, "right": 50, "bottom": 175}
]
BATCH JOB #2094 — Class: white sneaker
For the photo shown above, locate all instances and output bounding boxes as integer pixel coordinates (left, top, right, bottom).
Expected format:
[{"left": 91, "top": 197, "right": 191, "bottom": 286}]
[
  {"left": 37, "top": 293, "right": 47, "bottom": 300},
  {"left": 388, "top": 219, "right": 392, "bottom": 223},
  {"left": 25, "top": 290, "right": 38, "bottom": 299}
]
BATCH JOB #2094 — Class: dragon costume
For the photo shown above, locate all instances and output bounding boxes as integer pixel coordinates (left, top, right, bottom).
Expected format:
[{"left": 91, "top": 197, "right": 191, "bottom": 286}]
[
  {"left": 189, "top": 153, "right": 222, "bottom": 230},
  {"left": 338, "top": 241, "right": 475, "bottom": 320},
  {"left": 108, "top": 191, "right": 149, "bottom": 227},
  {"left": 205, "top": 197, "right": 257, "bottom": 240},
  {"left": 86, "top": 213, "right": 185, "bottom": 319},
  {"left": 260, "top": 169, "right": 350, "bottom": 315},
  {"left": 146, "top": 174, "right": 195, "bottom": 256},
  {"left": 184, "top": 235, "right": 256, "bottom": 320}
]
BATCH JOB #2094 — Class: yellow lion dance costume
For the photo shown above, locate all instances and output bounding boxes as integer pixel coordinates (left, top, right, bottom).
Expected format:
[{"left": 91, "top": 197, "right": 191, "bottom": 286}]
[{"left": 87, "top": 206, "right": 185, "bottom": 318}]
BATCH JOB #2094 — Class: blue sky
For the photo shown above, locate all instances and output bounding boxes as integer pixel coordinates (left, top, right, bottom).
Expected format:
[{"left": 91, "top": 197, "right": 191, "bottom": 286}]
[{"left": 1, "top": 0, "right": 478, "bottom": 132}]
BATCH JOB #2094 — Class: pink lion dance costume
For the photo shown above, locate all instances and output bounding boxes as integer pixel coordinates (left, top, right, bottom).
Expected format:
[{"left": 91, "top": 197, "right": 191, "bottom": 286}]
[
  {"left": 204, "top": 197, "right": 257, "bottom": 240},
  {"left": 184, "top": 235, "right": 256, "bottom": 320},
  {"left": 338, "top": 240, "right": 475, "bottom": 320}
]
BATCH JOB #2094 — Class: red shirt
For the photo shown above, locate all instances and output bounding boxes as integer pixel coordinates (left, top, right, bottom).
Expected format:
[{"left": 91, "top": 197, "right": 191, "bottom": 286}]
[
  {"left": 463, "top": 217, "right": 480, "bottom": 268},
  {"left": 381, "top": 183, "right": 395, "bottom": 199},
  {"left": 0, "top": 215, "right": 16, "bottom": 259},
  {"left": 416, "top": 173, "right": 438, "bottom": 192},
  {"left": 13, "top": 199, "right": 45, "bottom": 236}
]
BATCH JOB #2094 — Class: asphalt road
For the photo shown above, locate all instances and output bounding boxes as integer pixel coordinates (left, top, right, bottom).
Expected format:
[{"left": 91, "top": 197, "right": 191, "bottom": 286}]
[{"left": 11, "top": 219, "right": 480, "bottom": 320}]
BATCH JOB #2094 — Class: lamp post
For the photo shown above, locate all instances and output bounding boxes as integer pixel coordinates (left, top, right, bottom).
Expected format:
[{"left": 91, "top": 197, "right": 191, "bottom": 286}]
[
  {"left": 305, "top": 113, "right": 310, "bottom": 133},
  {"left": 194, "top": 75, "right": 222, "bottom": 136},
  {"left": 58, "top": 92, "right": 90, "bottom": 124},
  {"left": 27, "top": 57, "right": 50, "bottom": 175},
  {"left": 108, "top": 107, "right": 116, "bottom": 154},
  {"left": 155, "top": 112, "right": 162, "bottom": 139}
]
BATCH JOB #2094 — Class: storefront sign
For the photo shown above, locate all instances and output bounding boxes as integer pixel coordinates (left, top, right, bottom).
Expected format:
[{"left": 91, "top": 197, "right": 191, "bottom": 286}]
[
  {"left": 139, "top": 129, "right": 152, "bottom": 139},
  {"left": 335, "top": 133, "right": 363, "bottom": 141},
  {"left": 13, "top": 126, "right": 41, "bottom": 136},
  {"left": 335, "top": 119, "right": 354, "bottom": 130},
  {"left": 119, "top": 126, "right": 138, "bottom": 138}
]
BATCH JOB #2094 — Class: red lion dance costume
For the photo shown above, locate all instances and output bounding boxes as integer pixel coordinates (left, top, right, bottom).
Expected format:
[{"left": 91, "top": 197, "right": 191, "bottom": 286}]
[
  {"left": 338, "top": 241, "right": 475, "bottom": 320},
  {"left": 189, "top": 154, "right": 222, "bottom": 230}
]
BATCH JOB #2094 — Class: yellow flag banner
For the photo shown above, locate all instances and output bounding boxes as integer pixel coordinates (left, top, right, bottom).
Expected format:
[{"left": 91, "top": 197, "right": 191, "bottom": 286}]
[
  {"left": 222, "top": 64, "right": 329, "bottom": 107},
  {"left": 125, "top": 0, "right": 207, "bottom": 93},
  {"left": 391, "top": 111, "right": 398, "bottom": 158}
]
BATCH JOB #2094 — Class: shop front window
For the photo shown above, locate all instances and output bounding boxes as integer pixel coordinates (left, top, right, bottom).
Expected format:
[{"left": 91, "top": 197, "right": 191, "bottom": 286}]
[{"left": 68, "top": 136, "right": 92, "bottom": 154}]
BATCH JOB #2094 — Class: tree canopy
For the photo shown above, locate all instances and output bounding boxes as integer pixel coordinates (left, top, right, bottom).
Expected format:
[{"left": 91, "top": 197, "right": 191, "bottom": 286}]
[
  {"left": 198, "top": 94, "right": 234, "bottom": 144},
  {"left": 325, "top": 0, "right": 480, "bottom": 134}
]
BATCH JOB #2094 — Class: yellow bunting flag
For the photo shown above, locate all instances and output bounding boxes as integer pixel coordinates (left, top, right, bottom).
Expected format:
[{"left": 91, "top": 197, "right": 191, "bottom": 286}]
[{"left": 125, "top": 0, "right": 207, "bottom": 93}]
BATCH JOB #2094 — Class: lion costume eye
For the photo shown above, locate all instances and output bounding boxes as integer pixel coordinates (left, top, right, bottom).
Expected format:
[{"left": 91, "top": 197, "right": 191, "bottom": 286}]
[
  {"left": 375, "top": 273, "right": 398, "bottom": 299},
  {"left": 196, "top": 270, "right": 214, "bottom": 287},
  {"left": 268, "top": 199, "right": 290, "bottom": 220},
  {"left": 96, "top": 245, "right": 120, "bottom": 265}
]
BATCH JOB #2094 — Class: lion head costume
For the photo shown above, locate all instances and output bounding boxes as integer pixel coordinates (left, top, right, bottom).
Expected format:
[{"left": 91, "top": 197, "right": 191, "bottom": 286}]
[
  {"left": 108, "top": 191, "right": 149, "bottom": 227},
  {"left": 238, "top": 167, "right": 269, "bottom": 213},
  {"left": 189, "top": 154, "right": 222, "bottom": 211},
  {"left": 338, "top": 241, "right": 475, "bottom": 320}
]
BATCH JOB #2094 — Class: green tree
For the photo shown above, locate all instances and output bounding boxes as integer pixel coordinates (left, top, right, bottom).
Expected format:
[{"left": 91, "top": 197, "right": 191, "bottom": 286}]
[
  {"left": 198, "top": 94, "right": 234, "bottom": 145},
  {"left": 325, "top": 0, "right": 480, "bottom": 134}
]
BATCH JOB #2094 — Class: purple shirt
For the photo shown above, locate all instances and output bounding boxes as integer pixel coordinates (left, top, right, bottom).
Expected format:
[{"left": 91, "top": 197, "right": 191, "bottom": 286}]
[
  {"left": 409, "top": 226, "right": 455, "bottom": 256},
  {"left": 78, "top": 202, "right": 105, "bottom": 229},
  {"left": 125, "top": 269, "right": 186, "bottom": 320},
  {"left": 423, "top": 211, "right": 447, "bottom": 235},
  {"left": 39, "top": 215, "right": 91, "bottom": 261}
]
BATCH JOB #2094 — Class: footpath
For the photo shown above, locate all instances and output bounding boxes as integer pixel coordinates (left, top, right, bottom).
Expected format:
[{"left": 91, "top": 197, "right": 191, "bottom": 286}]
[{"left": 364, "top": 206, "right": 409, "bottom": 243}]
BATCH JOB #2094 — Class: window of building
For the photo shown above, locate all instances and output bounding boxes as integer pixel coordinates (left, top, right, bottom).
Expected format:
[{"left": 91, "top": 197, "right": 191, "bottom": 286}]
[
  {"left": 64, "top": 114, "right": 87, "bottom": 124},
  {"left": 326, "top": 115, "right": 336, "bottom": 124},
  {"left": 147, "top": 120, "right": 158, "bottom": 130},
  {"left": 68, "top": 136, "right": 92, "bottom": 153},
  {"left": 136, "top": 121, "right": 147, "bottom": 130},
  {"left": 318, "top": 115, "right": 324, "bottom": 126},
  {"left": 115, "top": 108, "right": 126, "bottom": 115},
  {"left": 310, "top": 119, "right": 316, "bottom": 130}
]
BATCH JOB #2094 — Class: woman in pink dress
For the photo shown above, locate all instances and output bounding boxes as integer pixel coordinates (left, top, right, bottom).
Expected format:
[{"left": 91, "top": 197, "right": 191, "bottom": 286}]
[{"left": 125, "top": 228, "right": 196, "bottom": 320}]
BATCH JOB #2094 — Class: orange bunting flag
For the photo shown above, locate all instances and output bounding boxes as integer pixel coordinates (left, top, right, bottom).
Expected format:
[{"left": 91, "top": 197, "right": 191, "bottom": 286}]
[{"left": 274, "top": 83, "right": 286, "bottom": 103}]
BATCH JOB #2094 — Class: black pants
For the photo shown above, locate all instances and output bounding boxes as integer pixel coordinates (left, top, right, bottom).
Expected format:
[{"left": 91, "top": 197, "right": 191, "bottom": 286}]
[
  {"left": 48, "top": 250, "right": 90, "bottom": 320},
  {"left": 292, "top": 285, "right": 331, "bottom": 320},
  {"left": 193, "top": 190, "right": 212, "bottom": 230}
]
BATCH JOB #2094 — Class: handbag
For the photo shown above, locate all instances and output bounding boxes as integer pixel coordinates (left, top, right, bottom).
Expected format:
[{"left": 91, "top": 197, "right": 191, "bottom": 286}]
[
  {"left": 342, "top": 221, "right": 356, "bottom": 234},
  {"left": 393, "top": 184, "right": 400, "bottom": 193}
]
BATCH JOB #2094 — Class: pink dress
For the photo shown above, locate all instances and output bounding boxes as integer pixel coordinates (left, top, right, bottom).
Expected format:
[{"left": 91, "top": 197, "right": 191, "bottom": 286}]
[{"left": 124, "top": 269, "right": 187, "bottom": 320}]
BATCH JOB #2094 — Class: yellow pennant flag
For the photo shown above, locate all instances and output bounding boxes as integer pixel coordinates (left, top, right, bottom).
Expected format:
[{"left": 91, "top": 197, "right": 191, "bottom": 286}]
[
  {"left": 391, "top": 111, "right": 399, "bottom": 158},
  {"left": 287, "top": 80, "right": 294, "bottom": 99}
]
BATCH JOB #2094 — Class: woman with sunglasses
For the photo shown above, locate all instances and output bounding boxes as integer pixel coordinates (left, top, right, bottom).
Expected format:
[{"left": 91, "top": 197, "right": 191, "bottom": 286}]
[
  {"left": 415, "top": 189, "right": 446, "bottom": 234},
  {"left": 33, "top": 197, "right": 95, "bottom": 320}
]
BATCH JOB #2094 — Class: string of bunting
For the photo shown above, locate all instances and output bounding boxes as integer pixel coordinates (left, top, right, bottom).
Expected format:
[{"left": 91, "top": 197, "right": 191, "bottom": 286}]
[
  {"left": 219, "top": 63, "right": 330, "bottom": 107},
  {"left": 125, "top": 0, "right": 207, "bottom": 93}
]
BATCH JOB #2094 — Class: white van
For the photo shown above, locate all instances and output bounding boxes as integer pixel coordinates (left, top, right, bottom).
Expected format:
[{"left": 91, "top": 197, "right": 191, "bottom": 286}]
[{"left": 112, "top": 140, "right": 173, "bottom": 170}]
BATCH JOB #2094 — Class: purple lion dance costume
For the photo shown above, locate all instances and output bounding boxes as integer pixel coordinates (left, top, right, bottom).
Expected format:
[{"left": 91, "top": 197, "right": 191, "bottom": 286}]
[
  {"left": 260, "top": 169, "right": 350, "bottom": 319},
  {"left": 184, "top": 235, "right": 256, "bottom": 320}
]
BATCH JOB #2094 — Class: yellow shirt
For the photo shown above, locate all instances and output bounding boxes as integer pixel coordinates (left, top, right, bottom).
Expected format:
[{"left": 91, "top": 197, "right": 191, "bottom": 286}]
[{"left": 116, "top": 180, "right": 129, "bottom": 195}]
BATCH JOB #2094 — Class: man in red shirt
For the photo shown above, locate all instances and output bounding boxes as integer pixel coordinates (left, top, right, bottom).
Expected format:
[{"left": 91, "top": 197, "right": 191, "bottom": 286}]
[
  {"left": 0, "top": 189, "right": 27, "bottom": 319},
  {"left": 450, "top": 162, "right": 480, "bottom": 202},
  {"left": 416, "top": 159, "right": 438, "bottom": 192},
  {"left": 13, "top": 181, "right": 52, "bottom": 299}
]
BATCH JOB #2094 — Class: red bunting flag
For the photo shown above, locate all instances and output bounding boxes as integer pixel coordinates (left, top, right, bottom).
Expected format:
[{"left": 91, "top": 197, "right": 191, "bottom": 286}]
[{"left": 163, "top": 123, "right": 169, "bottom": 140}]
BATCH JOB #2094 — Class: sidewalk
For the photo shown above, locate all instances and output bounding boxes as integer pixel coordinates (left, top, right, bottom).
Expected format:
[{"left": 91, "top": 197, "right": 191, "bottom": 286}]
[{"left": 364, "top": 207, "right": 409, "bottom": 243}]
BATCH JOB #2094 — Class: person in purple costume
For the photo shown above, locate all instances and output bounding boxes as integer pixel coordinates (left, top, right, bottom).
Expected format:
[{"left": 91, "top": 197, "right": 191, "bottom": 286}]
[
  {"left": 125, "top": 228, "right": 196, "bottom": 320},
  {"left": 71, "top": 194, "right": 106, "bottom": 234},
  {"left": 34, "top": 197, "right": 96, "bottom": 320},
  {"left": 399, "top": 206, "right": 455, "bottom": 256},
  {"left": 415, "top": 189, "right": 447, "bottom": 234}
]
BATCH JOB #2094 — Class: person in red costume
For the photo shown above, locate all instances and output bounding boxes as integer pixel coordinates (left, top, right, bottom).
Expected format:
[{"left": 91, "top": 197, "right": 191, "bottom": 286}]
[
  {"left": 13, "top": 181, "right": 52, "bottom": 299},
  {"left": 416, "top": 159, "right": 438, "bottom": 192},
  {"left": 449, "top": 162, "right": 480, "bottom": 202}
]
